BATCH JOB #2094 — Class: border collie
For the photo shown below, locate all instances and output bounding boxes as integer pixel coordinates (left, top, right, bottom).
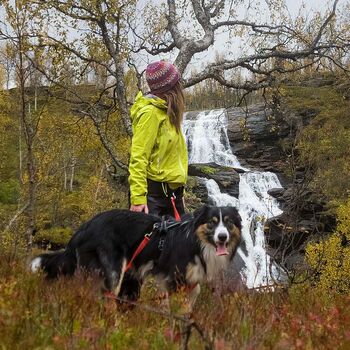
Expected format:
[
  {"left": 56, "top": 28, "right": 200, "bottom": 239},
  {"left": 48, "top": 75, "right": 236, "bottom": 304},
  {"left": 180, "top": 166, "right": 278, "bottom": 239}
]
[{"left": 31, "top": 205, "right": 242, "bottom": 309}]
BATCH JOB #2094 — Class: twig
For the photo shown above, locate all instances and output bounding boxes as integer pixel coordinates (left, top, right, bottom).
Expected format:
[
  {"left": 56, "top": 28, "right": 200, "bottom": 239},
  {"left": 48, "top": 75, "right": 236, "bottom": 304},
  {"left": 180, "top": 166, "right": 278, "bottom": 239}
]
[
  {"left": 2, "top": 201, "right": 30, "bottom": 234},
  {"left": 105, "top": 293, "right": 212, "bottom": 349}
]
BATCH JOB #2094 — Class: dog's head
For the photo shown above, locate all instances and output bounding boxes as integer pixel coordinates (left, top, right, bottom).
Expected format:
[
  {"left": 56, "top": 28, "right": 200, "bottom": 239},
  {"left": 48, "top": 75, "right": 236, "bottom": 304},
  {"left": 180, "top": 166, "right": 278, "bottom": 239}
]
[{"left": 193, "top": 205, "right": 242, "bottom": 256}]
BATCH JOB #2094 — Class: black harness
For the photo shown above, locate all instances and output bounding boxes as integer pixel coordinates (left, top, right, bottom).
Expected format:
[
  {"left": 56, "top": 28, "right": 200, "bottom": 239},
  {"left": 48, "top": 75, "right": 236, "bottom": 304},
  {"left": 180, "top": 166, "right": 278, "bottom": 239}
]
[{"left": 153, "top": 216, "right": 190, "bottom": 250}]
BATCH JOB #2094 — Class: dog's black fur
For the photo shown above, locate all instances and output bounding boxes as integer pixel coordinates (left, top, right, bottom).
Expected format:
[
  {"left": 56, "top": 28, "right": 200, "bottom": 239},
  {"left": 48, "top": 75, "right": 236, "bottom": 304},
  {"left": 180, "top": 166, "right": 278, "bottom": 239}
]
[{"left": 31, "top": 206, "right": 242, "bottom": 305}]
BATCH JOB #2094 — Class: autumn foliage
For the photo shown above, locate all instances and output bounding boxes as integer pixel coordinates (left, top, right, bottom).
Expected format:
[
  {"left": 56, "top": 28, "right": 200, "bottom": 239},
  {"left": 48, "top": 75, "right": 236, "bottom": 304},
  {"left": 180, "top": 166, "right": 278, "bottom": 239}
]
[{"left": 1, "top": 241, "right": 350, "bottom": 349}]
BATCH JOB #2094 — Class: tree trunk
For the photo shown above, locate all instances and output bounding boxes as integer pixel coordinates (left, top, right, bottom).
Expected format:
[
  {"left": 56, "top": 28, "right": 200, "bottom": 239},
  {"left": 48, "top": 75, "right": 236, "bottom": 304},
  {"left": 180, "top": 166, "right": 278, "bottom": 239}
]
[
  {"left": 95, "top": 165, "right": 104, "bottom": 201},
  {"left": 18, "top": 35, "right": 36, "bottom": 250},
  {"left": 25, "top": 136, "right": 36, "bottom": 249},
  {"left": 63, "top": 157, "right": 67, "bottom": 191},
  {"left": 69, "top": 156, "right": 76, "bottom": 191}
]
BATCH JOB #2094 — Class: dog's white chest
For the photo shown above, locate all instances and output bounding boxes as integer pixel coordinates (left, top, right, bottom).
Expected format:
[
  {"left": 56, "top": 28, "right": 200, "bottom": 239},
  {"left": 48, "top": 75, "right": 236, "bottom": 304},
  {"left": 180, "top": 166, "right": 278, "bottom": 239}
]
[
  {"left": 186, "top": 247, "right": 230, "bottom": 285},
  {"left": 202, "top": 245, "right": 230, "bottom": 281}
]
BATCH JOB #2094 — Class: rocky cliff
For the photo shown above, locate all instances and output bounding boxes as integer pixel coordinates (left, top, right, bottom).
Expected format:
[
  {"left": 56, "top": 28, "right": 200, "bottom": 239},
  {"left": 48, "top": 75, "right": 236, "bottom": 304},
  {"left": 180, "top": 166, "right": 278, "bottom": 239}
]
[{"left": 226, "top": 103, "right": 318, "bottom": 184}]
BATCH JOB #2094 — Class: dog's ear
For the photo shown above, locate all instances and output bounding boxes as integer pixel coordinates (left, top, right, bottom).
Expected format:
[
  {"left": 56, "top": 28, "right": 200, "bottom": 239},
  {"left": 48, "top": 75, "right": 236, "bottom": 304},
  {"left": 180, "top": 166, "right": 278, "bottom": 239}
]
[
  {"left": 193, "top": 205, "right": 211, "bottom": 228},
  {"left": 230, "top": 207, "right": 242, "bottom": 230}
]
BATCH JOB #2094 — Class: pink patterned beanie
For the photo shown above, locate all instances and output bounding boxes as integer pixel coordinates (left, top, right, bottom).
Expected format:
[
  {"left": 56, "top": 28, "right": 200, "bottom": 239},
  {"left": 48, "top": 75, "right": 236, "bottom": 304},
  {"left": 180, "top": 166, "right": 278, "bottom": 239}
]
[{"left": 145, "top": 61, "right": 180, "bottom": 94}]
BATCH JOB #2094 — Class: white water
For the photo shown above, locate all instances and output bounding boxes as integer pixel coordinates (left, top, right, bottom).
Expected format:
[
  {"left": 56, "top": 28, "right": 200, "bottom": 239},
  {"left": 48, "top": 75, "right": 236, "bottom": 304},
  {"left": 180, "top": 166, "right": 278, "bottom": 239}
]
[
  {"left": 183, "top": 109, "right": 283, "bottom": 288},
  {"left": 184, "top": 109, "right": 244, "bottom": 168}
]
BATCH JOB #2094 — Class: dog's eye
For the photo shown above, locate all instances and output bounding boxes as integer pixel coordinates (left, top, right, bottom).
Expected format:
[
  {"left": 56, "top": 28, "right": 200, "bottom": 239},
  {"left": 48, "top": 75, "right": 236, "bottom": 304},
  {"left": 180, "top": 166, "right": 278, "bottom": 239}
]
[
  {"left": 207, "top": 219, "right": 217, "bottom": 229},
  {"left": 224, "top": 217, "right": 234, "bottom": 227}
]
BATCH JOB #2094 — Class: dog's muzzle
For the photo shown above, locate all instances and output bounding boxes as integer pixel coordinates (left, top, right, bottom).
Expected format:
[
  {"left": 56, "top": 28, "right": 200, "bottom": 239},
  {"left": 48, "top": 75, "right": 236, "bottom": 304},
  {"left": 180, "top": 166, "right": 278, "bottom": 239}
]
[{"left": 214, "top": 231, "right": 229, "bottom": 256}]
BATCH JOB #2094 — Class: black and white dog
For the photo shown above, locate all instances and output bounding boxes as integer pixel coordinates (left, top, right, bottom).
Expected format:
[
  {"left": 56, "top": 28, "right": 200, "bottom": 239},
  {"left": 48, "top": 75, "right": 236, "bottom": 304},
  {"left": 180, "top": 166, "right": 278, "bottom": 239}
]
[{"left": 31, "top": 205, "right": 242, "bottom": 308}]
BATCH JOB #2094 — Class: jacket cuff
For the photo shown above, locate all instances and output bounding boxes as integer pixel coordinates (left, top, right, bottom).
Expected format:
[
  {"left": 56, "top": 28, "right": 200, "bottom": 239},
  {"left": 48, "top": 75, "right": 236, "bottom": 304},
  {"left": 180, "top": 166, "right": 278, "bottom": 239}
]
[{"left": 131, "top": 195, "right": 147, "bottom": 205}]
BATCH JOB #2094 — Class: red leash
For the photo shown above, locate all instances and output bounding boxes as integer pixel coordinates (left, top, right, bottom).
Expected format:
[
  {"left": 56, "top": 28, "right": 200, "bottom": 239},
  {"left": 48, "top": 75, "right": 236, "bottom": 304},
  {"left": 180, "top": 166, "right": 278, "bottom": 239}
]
[
  {"left": 124, "top": 232, "right": 152, "bottom": 272},
  {"left": 170, "top": 194, "right": 181, "bottom": 221}
]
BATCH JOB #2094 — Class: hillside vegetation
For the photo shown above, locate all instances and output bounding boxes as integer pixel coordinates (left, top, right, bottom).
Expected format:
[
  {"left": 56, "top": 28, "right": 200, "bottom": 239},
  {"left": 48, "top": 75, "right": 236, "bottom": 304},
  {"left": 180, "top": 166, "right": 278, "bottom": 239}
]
[{"left": 1, "top": 75, "right": 350, "bottom": 349}]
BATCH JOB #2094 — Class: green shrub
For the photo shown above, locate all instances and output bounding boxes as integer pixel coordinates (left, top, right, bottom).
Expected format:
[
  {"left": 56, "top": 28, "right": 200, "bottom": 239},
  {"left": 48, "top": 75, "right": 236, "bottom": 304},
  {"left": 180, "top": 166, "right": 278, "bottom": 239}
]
[{"left": 33, "top": 226, "right": 73, "bottom": 247}]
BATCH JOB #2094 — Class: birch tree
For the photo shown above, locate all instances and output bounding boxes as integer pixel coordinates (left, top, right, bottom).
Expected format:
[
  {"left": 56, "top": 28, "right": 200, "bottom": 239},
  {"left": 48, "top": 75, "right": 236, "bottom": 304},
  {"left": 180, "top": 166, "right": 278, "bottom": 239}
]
[
  {"left": 2, "top": 0, "right": 349, "bottom": 173},
  {"left": 23, "top": 0, "right": 136, "bottom": 172}
]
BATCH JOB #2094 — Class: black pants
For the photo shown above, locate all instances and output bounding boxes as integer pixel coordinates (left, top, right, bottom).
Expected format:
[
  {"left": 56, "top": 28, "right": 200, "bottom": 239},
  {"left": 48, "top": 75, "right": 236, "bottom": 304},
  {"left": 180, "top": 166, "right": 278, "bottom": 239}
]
[{"left": 147, "top": 179, "right": 185, "bottom": 217}]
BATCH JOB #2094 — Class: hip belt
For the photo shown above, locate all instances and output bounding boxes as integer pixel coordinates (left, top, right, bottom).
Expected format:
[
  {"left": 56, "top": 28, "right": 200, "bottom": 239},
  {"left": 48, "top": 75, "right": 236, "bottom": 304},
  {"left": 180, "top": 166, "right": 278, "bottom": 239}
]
[{"left": 147, "top": 179, "right": 184, "bottom": 198}]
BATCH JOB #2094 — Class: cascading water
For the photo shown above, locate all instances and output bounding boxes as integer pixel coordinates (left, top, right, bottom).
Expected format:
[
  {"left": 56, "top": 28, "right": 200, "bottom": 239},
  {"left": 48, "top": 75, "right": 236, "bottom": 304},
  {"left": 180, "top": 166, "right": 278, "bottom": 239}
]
[
  {"left": 183, "top": 109, "right": 283, "bottom": 288},
  {"left": 185, "top": 109, "right": 243, "bottom": 167}
]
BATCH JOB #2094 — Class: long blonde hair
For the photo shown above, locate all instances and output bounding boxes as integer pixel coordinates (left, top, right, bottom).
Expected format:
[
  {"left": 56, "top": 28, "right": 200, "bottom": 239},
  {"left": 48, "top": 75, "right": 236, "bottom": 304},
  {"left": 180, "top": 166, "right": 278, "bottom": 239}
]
[{"left": 159, "top": 81, "right": 185, "bottom": 133}]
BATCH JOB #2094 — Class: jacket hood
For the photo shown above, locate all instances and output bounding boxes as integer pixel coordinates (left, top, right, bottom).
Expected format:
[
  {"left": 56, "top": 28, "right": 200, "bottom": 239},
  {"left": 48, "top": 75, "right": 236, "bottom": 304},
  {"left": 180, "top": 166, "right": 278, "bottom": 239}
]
[{"left": 130, "top": 91, "right": 167, "bottom": 122}]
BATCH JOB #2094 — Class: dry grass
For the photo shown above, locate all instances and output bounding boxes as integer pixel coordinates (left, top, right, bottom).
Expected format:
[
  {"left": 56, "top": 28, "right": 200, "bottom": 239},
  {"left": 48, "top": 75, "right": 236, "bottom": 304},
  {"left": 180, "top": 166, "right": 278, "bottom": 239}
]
[{"left": 1, "top": 247, "right": 350, "bottom": 350}]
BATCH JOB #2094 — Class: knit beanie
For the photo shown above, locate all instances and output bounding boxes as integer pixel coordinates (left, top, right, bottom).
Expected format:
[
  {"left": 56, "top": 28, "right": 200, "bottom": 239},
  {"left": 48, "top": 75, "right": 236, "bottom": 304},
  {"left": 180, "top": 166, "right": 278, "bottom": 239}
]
[{"left": 145, "top": 61, "right": 180, "bottom": 94}]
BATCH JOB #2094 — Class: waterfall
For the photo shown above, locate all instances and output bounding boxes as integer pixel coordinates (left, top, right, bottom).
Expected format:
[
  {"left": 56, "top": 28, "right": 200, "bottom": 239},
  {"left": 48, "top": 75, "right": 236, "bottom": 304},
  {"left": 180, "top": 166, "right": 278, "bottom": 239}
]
[
  {"left": 183, "top": 109, "right": 283, "bottom": 288},
  {"left": 185, "top": 109, "right": 243, "bottom": 168}
]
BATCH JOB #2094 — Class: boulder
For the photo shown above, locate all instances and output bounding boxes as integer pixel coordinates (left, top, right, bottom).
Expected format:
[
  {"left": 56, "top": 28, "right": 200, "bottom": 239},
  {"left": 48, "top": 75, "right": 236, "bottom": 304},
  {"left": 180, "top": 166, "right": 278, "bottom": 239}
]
[
  {"left": 264, "top": 196, "right": 336, "bottom": 272},
  {"left": 267, "top": 188, "right": 285, "bottom": 202}
]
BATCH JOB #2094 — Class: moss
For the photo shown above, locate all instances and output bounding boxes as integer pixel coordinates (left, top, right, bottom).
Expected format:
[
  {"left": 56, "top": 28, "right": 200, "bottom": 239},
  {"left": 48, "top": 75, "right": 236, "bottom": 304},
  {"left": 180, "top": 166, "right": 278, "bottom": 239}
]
[
  {"left": 184, "top": 176, "right": 203, "bottom": 212},
  {"left": 198, "top": 165, "right": 218, "bottom": 175},
  {"left": 186, "top": 176, "right": 198, "bottom": 188}
]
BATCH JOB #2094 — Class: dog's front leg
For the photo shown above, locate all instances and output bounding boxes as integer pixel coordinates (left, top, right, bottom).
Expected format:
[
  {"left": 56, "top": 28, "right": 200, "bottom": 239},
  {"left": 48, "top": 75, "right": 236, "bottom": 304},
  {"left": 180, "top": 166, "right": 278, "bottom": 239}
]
[
  {"left": 188, "top": 283, "right": 200, "bottom": 313},
  {"left": 159, "top": 291, "right": 170, "bottom": 310}
]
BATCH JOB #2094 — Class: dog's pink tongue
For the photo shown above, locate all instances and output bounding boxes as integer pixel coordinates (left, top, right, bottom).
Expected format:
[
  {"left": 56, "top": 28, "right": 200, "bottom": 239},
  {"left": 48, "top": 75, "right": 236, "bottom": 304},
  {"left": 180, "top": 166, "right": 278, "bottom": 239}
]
[{"left": 216, "top": 245, "right": 228, "bottom": 256}]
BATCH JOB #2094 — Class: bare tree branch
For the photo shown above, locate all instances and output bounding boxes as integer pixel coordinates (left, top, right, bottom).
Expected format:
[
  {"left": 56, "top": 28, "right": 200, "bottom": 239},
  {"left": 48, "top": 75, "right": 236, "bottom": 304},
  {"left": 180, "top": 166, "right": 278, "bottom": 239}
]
[
  {"left": 311, "top": 0, "right": 339, "bottom": 47},
  {"left": 135, "top": 0, "right": 347, "bottom": 92},
  {"left": 24, "top": 52, "right": 129, "bottom": 172}
]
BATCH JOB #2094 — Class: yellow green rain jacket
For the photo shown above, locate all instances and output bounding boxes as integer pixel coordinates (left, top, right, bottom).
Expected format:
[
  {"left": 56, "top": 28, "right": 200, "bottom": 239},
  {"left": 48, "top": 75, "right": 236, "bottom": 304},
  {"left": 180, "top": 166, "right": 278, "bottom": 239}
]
[{"left": 128, "top": 92, "right": 188, "bottom": 205}]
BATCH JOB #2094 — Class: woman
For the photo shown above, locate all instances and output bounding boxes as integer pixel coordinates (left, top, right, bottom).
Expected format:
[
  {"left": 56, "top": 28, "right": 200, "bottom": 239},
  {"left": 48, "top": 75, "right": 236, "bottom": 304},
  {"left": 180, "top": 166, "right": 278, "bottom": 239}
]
[{"left": 128, "top": 61, "right": 188, "bottom": 217}]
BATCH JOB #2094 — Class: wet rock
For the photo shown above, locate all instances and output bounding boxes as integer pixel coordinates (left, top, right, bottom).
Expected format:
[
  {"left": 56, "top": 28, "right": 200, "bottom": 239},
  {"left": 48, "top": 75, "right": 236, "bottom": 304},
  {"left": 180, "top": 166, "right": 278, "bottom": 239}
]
[
  {"left": 264, "top": 198, "right": 336, "bottom": 272},
  {"left": 225, "top": 101, "right": 319, "bottom": 179},
  {"left": 268, "top": 187, "right": 285, "bottom": 199},
  {"left": 226, "top": 104, "right": 290, "bottom": 173},
  {"left": 226, "top": 104, "right": 290, "bottom": 142},
  {"left": 188, "top": 163, "right": 240, "bottom": 198},
  {"left": 265, "top": 216, "right": 317, "bottom": 248},
  {"left": 266, "top": 246, "right": 308, "bottom": 272},
  {"left": 187, "top": 176, "right": 209, "bottom": 205}
]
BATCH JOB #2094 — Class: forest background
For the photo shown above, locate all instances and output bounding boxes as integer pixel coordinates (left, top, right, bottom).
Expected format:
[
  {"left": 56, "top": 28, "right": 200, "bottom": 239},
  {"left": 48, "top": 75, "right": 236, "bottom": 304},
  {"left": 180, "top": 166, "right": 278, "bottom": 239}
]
[{"left": 1, "top": 0, "right": 350, "bottom": 349}]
